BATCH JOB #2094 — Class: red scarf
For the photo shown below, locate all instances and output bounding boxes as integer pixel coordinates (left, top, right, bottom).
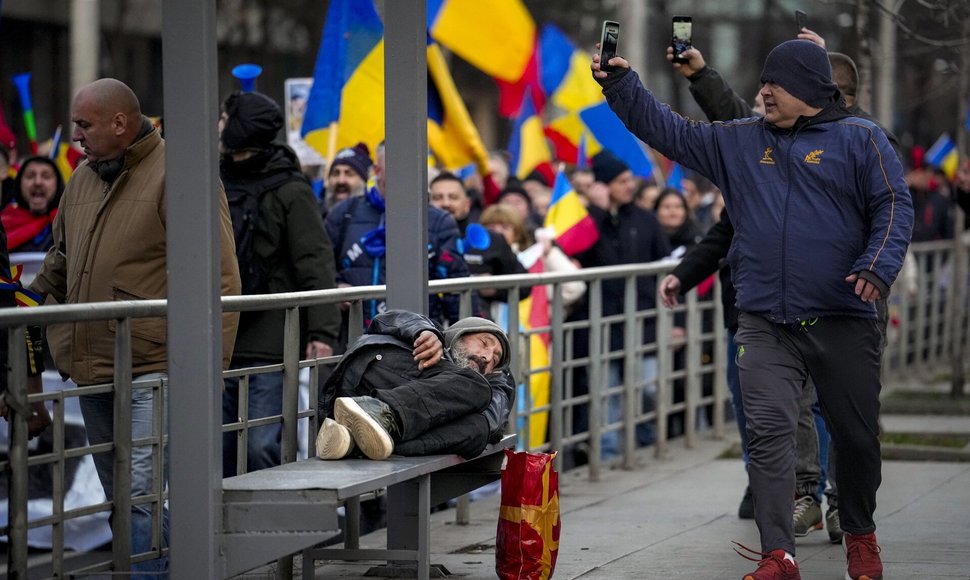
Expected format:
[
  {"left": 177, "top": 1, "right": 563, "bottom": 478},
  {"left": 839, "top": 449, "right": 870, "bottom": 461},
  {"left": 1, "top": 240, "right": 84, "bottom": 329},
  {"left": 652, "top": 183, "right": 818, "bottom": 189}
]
[{"left": 1, "top": 204, "right": 56, "bottom": 251}]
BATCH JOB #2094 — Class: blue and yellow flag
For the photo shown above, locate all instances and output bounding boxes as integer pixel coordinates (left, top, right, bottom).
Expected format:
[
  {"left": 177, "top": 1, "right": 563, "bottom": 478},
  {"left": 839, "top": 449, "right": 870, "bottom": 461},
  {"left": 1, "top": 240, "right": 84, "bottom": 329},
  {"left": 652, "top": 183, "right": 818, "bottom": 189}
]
[
  {"left": 301, "top": 0, "right": 385, "bottom": 159},
  {"left": 926, "top": 133, "right": 959, "bottom": 180}
]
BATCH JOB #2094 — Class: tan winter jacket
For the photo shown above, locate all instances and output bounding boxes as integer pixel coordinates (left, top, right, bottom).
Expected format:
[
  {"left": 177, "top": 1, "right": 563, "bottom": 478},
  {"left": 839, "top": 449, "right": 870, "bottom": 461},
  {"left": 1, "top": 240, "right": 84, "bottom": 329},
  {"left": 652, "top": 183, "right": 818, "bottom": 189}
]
[{"left": 30, "top": 128, "right": 241, "bottom": 385}]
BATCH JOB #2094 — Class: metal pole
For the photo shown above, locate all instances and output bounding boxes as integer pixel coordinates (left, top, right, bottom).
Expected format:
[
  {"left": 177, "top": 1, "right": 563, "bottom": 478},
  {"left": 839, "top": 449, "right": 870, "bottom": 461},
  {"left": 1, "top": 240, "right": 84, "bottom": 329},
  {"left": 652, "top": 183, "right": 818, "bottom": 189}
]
[
  {"left": 384, "top": 0, "right": 429, "bottom": 315},
  {"left": 70, "top": 0, "right": 100, "bottom": 98},
  {"left": 161, "top": 0, "right": 223, "bottom": 575}
]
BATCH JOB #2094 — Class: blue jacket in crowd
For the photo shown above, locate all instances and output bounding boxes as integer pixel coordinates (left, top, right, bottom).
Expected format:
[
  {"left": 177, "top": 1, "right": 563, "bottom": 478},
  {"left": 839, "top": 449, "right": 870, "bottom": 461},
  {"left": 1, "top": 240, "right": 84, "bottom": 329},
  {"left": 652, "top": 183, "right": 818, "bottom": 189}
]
[
  {"left": 325, "top": 190, "right": 469, "bottom": 326},
  {"left": 605, "top": 71, "right": 913, "bottom": 324}
]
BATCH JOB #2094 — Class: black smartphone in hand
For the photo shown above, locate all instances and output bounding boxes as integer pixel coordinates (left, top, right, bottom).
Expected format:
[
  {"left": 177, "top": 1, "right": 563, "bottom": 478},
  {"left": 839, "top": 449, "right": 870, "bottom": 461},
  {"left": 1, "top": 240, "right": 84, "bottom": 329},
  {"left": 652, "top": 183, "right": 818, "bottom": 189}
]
[
  {"left": 796, "top": 10, "right": 808, "bottom": 32},
  {"left": 671, "top": 16, "right": 693, "bottom": 64},
  {"left": 599, "top": 20, "right": 620, "bottom": 72}
]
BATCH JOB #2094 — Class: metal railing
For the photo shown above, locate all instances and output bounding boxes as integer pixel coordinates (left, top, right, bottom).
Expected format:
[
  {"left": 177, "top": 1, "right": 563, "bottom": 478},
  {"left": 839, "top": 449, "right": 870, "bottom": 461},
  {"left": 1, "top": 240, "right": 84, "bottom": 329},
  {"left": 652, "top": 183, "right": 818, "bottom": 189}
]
[{"left": 1, "top": 238, "right": 968, "bottom": 577}]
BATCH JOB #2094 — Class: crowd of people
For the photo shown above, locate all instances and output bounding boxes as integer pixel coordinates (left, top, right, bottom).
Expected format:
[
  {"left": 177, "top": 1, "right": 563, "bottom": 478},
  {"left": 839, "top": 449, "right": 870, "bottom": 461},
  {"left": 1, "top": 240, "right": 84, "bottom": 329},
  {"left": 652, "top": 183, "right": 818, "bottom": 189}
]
[{"left": 2, "top": 19, "right": 968, "bottom": 580}]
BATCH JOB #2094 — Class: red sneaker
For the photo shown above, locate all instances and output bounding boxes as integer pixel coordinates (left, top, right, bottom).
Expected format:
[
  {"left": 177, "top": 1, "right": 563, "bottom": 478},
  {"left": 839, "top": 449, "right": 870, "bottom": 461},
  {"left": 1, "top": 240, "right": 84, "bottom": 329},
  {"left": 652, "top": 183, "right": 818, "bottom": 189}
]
[
  {"left": 844, "top": 532, "right": 883, "bottom": 580},
  {"left": 734, "top": 543, "right": 800, "bottom": 580}
]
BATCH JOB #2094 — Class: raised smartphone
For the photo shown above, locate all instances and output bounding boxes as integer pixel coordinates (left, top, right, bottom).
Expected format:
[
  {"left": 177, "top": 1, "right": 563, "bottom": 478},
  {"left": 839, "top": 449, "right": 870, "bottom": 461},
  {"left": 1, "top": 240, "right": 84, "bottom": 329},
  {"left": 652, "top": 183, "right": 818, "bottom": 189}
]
[
  {"left": 599, "top": 20, "right": 620, "bottom": 72},
  {"left": 796, "top": 10, "right": 808, "bottom": 32},
  {"left": 671, "top": 16, "right": 693, "bottom": 64}
]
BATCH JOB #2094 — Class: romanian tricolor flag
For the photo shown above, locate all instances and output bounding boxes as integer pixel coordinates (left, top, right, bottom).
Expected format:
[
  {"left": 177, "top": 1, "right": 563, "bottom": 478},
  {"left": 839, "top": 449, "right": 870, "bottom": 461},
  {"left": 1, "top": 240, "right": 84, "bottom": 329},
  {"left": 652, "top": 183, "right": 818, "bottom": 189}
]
[
  {"left": 926, "top": 133, "right": 959, "bottom": 180},
  {"left": 55, "top": 143, "right": 83, "bottom": 183},
  {"left": 518, "top": 254, "right": 551, "bottom": 449},
  {"left": 508, "top": 93, "right": 552, "bottom": 180},
  {"left": 538, "top": 24, "right": 604, "bottom": 113},
  {"left": 427, "top": 0, "right": 541, "bottom": 118},
  {"left": 427, "top": 41, "right": 489, "bottom": 174},
  {"left": 301, "top": 0, "right": 385, "bottom": 159},
  {"left": 544, "top": 168, "right": 599, "bottom": 256},
  {"left": 0, "top": 264, "right": 42, "bottom": 307},
  {"left": 544, "top": 113, "right": 602, "bottom": 166}
]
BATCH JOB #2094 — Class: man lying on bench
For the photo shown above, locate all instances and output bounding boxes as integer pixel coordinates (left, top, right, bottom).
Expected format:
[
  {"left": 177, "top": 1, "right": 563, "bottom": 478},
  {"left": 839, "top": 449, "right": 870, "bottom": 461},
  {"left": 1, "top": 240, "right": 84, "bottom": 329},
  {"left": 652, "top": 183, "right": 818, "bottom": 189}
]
[{"left": 316, "top": 310, "right": 515, "bottom": 460}]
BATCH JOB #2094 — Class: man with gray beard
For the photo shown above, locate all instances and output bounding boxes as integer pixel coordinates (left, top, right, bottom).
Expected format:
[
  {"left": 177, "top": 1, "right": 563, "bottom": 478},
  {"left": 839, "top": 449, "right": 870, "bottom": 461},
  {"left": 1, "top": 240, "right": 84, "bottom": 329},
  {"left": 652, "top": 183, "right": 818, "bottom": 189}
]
[{"left": 316, "top": 310, "right": 515, "bottom": 460}]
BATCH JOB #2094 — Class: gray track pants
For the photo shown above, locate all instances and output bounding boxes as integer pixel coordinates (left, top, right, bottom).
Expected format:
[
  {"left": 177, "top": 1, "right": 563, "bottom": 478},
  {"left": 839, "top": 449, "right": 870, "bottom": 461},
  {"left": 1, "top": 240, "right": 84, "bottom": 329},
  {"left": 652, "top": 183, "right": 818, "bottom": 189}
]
[{"left": 736, "top": 312, "right": 882, "bottom": 555}]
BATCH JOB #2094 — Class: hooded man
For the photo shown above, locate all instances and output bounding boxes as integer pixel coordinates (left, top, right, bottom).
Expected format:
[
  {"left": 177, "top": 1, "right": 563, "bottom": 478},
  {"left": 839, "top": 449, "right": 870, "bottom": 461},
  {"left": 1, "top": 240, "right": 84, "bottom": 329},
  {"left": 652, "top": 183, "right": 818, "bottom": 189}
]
[
  {"left": 218, "top": 90, "right": 340, "bottom": 477},
  {"left": 594, "top": 39, "right": 913, "bottom": 580},
  {"left": 315, "top": 310, "right": 515, "bottom": 460}
]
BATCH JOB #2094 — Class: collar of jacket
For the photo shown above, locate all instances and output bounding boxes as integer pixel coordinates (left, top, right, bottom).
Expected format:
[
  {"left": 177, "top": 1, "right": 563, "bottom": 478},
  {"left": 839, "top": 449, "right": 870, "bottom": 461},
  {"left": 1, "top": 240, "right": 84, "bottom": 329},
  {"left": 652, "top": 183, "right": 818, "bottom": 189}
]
[{"left": 765, "top": 93, "right": 854, "bottom": 135}]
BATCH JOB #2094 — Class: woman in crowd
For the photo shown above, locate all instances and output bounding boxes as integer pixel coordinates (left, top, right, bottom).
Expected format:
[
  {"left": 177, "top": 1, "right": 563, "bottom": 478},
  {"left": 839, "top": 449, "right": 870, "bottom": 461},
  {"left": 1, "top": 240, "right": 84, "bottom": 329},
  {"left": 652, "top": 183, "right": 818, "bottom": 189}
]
[
  {"left": 653, "top": 187, "right": 702, "bottom": 255},
  {"left": 2, "top": 156, "right": 64, "bottom": 252},
  {"left": 479, "top": 203, "right": 586, "bottom": 311}
]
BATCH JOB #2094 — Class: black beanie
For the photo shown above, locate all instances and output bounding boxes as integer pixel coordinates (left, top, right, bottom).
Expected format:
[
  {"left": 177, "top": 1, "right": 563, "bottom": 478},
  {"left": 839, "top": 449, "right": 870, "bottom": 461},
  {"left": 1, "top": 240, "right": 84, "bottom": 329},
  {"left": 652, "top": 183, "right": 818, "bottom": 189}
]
[
  {"left": 220, "top": 91, "right": 284, "bottom": 152},
  {"left": 592, "top": 150, "right": 629, "bottom": 184},
  {"left": 760, "top": 40, "right": 838, "bottom": 108},
  {"left": 329, "top": 142, "right": 373, "bottom": 180}
]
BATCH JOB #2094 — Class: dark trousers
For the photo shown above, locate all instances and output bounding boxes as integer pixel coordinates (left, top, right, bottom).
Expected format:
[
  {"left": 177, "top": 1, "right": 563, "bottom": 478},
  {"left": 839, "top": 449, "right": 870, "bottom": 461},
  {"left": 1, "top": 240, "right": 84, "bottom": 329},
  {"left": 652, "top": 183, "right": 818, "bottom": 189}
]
[
  {"left": 736, "top": 312, "right": 882, "bottom": 555},
  {"left": 353, "top": 350, "right": 492, "bottom": 457}
]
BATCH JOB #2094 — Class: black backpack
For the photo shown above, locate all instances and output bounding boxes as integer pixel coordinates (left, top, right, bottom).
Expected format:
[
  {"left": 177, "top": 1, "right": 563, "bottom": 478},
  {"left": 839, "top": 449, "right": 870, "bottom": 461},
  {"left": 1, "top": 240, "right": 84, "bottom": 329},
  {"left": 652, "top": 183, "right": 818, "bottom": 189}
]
[{"left": 225, "top": 169, "right": 307, "bottom": 295}]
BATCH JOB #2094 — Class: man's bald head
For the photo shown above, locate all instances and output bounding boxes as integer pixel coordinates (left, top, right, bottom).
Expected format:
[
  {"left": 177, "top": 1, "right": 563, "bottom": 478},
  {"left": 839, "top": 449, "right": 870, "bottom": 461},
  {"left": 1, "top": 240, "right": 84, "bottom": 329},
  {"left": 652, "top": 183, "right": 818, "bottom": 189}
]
[{"left": 72, "top": 78, "right": 145, "bottom": 163}]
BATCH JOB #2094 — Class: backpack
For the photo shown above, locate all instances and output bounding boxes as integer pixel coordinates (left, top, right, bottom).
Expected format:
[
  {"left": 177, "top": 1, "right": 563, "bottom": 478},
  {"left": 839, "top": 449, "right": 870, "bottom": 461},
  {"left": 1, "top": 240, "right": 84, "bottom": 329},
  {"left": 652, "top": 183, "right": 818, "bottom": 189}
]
[{"left": 225, "top": 169, "right": 307, "bottom": 295}]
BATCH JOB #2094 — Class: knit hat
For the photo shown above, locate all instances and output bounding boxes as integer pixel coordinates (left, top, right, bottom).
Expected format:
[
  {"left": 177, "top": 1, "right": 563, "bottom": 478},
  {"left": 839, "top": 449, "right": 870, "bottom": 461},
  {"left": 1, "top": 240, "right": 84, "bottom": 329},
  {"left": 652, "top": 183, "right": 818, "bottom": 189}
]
[
  {"left": 497, "top": 184, "right": 531, "bottom": 206},
  {"left": 760, "top": 40, "right": 838, "bottom": 108},
  {"left": 220, "top": 91, "right": 284, "bottom": 152},
  {"left": 329, "top": 142, "right": 373, "bottom": 180},
  {"left": 444, "top": 317, "right": 511, "bottom": 371},
  {"left": 592, "top": 150, "right": 630, "bottom": 184}
]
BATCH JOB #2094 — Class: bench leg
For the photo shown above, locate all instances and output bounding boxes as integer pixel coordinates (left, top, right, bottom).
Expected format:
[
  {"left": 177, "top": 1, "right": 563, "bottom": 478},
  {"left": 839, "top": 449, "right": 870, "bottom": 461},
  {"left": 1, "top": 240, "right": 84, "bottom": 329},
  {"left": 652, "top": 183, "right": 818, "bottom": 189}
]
[{"left": 378, "top": 474, "right": 431, "bottom": 579}]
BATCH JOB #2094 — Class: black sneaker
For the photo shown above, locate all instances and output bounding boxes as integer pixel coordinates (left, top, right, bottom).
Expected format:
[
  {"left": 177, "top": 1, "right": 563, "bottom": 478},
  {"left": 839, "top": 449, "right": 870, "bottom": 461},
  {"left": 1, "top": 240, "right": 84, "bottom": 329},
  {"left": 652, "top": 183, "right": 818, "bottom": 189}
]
[
  {"left": 739, "top": 486, "right": 755, "bottom": 519},
  {"left": 334, "top": 396, "right": 399, "bottom": 460}
]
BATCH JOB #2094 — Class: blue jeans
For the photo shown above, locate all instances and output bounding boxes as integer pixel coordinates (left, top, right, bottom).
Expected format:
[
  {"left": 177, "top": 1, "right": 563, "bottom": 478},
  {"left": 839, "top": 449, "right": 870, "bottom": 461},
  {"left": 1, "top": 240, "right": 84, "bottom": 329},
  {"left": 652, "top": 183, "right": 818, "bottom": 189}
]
[
  {"left": 79, "top": 373, "right": 169, "bottom": 579},
  {"left": 223, "top": 365, "right": 284, "bottom": 477},
  {"left": 727, "top": 329, "right": 749, "bottom": 466},
  {"left": 602, "top": 356, "right": 658, "bottom": 458}
]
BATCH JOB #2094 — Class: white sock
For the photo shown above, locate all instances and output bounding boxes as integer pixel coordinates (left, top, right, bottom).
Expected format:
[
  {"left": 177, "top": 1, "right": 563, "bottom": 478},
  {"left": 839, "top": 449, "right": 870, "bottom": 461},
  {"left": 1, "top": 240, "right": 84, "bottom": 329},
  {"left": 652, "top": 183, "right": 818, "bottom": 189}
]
[{"left": 783, "top": 552, "right": 797, "bottom": 565}]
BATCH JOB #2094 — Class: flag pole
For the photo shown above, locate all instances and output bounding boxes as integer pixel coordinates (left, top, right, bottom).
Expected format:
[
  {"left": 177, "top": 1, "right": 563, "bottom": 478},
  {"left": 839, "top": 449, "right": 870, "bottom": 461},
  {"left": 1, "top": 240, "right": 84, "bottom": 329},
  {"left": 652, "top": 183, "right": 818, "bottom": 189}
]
[{"left": 325, "top": 120, "right": 339, "bottom": 176}]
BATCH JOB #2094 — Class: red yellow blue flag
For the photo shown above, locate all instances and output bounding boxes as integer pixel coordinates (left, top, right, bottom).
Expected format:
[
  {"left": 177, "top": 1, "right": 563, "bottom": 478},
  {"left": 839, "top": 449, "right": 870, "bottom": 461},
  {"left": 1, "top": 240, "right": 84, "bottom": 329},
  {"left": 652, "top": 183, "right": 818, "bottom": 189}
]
[
  {"left": 544, "top": 168, "right": 599, "bottom": 256},
  {"left": 508, "top": 93, "right": 552, "bottom": 180}
]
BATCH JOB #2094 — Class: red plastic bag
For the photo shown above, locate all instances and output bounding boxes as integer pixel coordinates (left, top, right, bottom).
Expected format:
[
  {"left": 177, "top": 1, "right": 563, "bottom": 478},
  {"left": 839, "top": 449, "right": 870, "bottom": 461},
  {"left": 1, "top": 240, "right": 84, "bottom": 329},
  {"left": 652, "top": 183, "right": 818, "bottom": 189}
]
[{"left": 496, "top": 449, "right": 561, "bottom": 580}]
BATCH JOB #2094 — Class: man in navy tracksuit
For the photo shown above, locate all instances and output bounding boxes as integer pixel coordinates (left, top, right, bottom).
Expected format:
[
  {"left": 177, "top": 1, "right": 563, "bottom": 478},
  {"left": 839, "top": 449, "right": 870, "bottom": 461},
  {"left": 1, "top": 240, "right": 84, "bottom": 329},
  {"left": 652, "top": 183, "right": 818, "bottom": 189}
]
[{"left": 594, "top": 40, "right": 913, "bottom": 580}]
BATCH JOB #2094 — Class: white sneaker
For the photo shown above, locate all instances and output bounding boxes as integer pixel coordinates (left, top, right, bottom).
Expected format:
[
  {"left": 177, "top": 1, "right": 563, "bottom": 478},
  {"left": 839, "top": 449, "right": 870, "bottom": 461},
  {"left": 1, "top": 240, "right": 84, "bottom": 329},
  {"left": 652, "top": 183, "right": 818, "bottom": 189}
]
[
  {"left": 315, "top": 418, "right": 355, "bottom": 460},
  {"left": 334, "top": 397, "right": 395, "bottom": 460}
]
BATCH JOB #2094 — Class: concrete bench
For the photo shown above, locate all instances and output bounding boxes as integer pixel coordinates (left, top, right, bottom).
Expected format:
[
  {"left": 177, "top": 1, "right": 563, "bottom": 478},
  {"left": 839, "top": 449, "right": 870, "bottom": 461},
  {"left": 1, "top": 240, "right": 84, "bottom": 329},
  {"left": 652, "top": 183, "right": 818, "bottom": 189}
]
[{"left": 222, "top": 434, "right": 516, "bottom": 579}]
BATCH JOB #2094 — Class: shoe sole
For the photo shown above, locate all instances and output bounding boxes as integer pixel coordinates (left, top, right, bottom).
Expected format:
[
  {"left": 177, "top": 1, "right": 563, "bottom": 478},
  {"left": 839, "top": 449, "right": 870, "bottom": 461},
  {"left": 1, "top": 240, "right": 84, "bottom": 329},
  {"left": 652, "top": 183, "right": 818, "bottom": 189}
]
[
  {"left": 845, "top": 574, "right": 881, "bottom": 580},
  {"left": 793, "top": 521, "right": 823, "bottom": 537},
  {"left": 315, "top": 418, "right": 353, "bottom": 460},
  {"left": 335, "top": 398, "right": 394, "bottom": 460}
]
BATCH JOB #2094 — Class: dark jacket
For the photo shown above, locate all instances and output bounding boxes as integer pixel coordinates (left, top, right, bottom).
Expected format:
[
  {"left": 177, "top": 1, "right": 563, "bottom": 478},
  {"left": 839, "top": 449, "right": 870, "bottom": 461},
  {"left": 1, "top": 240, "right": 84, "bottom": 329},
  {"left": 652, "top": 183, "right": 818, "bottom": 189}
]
[
  {"left": 318, "top": 310, "right": 515, "bottom": 457},
  {"left": 671, "top": 210, "right": 739, "bottom": 330},
  {"left": 325, "top": 194, "right": 469, "bottom": 326},
  {"left": 606, "top": 70, "right": 913, "bottom": 323},
  {"left": 221, "top": 145, "right": 339, "bottom": 362},
  {"left": 573, "top": 203, "right": 671, "bottom": 347}
]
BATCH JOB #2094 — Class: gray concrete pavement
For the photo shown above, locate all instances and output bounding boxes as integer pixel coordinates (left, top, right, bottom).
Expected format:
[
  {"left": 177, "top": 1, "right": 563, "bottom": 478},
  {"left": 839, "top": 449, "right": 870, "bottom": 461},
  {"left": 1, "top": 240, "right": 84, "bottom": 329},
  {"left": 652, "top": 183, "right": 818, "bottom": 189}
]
[{"left": 291, "top": 418, "right": 970, "bottom": 580}]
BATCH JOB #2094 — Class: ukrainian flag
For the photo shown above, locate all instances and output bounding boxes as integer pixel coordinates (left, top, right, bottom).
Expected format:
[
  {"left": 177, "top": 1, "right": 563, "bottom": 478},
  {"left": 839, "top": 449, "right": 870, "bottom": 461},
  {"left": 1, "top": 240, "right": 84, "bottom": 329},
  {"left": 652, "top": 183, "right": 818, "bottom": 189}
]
[
  {"left": 301, "top": 0, "right": 385, "bottom": 160},
  {"left": 427, "top": 41, "right": 489, "bottom": 174},
  {"left": 508, "top": 93, "right": 551, "bottom": 180},
  {"left": 926, "top": 133, "right": 959, "bottom": 180}
]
